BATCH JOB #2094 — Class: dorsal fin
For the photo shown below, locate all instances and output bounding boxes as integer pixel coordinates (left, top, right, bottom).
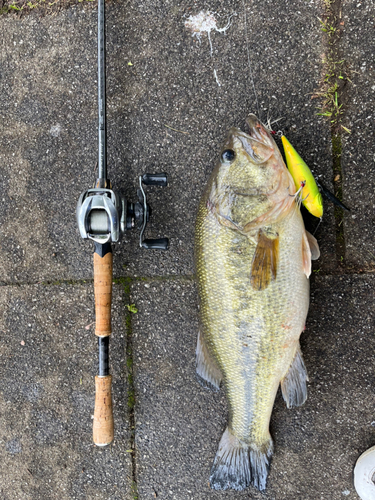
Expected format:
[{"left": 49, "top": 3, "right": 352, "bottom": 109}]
[{"left": 251, "top": 230, "right": 279, "bottom": 291}]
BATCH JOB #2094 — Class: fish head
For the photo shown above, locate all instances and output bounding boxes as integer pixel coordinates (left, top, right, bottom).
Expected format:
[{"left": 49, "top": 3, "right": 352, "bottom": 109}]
[
  {"left": 217, "top": 115, "right": 292, "bottom": 196},
  {"left": 209, "top": 115, "right": 296, "bottom": 228}
]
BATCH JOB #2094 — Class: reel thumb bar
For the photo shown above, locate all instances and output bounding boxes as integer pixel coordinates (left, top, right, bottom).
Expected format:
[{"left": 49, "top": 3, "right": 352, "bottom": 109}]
[{"left": 93, "top": 242, "right": 114, "bottom": 446}]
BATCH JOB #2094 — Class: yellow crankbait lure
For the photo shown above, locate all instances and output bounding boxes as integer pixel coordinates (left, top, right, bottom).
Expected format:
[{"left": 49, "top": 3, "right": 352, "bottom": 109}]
[{"left": 281, "top": 135, "right": 323, "bottom": 218}]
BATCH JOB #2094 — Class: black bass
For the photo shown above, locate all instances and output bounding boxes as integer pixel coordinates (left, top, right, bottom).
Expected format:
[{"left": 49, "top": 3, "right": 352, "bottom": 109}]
[{"left": 195, "top": 115, "right": 320, "bottom": 492}]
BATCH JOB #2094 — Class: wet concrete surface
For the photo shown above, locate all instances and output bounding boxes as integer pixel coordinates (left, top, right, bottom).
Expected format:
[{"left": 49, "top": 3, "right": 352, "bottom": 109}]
[
  {"left": 0, "top": 0, "right": 334, "bottom": 284},
  {"left": 341, "top": 0, "right": 375, "bottom": 269},
  {"left": 0, "top": 0, "right": 374, "bottom": 498},
  {"left": 131, "top": 275, "right": 375, "bottom": 500},
  {"left": 0, "top": 284, "right": 132, "bottom": 499}
]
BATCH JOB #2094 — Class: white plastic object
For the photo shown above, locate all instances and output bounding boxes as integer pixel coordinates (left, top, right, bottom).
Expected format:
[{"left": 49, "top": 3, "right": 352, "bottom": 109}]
[{"left": 354, "top": 445, "right": 375, "bottom": 500}]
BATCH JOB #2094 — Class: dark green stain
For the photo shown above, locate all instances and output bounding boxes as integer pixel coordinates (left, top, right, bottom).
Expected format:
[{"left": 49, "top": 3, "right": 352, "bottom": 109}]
[
  {"left": 332, "top": 132, "right": 345, "bottom": 265},
  {"left": 116, "top": 276, "right": 138, "bottom": 498}
]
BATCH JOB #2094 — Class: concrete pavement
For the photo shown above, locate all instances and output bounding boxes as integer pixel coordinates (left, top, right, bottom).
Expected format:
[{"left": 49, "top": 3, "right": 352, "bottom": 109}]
[{"left": 0, "top": 0, "right": 374, "bottom": 498}]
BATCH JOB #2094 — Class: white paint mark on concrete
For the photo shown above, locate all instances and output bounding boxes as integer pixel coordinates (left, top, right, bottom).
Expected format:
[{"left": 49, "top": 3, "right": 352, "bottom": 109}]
[
  {"left": 185, "top": 11, "right": 232, "bottom": 50},
  {"left": 185, "top": 11, "right": 234, "bottom": 85},
  {"left": 50, "top": 124, "right": 62, "bottom": 137},
  {"left": 213, "top": 69, "right": 221, "bottom": 87}
]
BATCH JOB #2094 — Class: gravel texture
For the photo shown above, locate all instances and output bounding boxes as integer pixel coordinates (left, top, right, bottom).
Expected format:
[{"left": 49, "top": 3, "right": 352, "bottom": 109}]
[
  {"left": 341, "top": 0, "right": 375, "bottom": 269},
  {"left": 0, "top": 0, "right": 334, "bottom": 284}
]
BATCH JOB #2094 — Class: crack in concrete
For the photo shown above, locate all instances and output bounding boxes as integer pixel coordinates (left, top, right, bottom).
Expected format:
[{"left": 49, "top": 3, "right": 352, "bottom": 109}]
[
  {"left": 0, "top": 0, "right": 98, "bottom": 16},
  {"left": 319, "top": 0, "right": 349, "bottom": 268},
  {"left": 115, "top": 277, "right": 139, "bottom": 500},
  {"left": 3, "top": 268, "right": 375, "bottom": 288},
  {"left": 0, "top": 274, "right": 196, "bottom": 288},
  {"left": 0, "top": 278, "right": 92, "bottom": 287}
]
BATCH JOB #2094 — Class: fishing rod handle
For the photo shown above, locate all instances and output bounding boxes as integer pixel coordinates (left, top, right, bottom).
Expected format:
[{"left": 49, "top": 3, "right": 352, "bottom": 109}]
[
  {"left": 94, "top": 250, "right": 112, "bottom": 337},
  {"left": 93, "top": 248, "right": 114, "bottom": 445},
  {"left": 93, "top": 375, "right": 114, "bottom": 446}
]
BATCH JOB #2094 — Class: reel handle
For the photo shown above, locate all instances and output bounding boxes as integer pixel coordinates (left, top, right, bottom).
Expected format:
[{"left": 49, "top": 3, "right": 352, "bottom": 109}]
[
  {"left": 142, "top": 172, "right": 168, "bottom": 187},
  {"left": 93, "top": 249, "right": 114, "bottom": 445}
]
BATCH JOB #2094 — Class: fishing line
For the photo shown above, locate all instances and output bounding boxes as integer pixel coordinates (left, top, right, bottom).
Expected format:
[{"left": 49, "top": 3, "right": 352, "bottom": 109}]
[
  {"left": 312, "top": 217, "right": 322, "bottom": 236},
  {"left": 242, "top": 0, "right": 261, "bottom": 120}
]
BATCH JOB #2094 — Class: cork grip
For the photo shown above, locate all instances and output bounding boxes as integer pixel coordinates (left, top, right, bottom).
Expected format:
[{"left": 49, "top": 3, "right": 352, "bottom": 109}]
[
  {"left": 93, "top": 375, "right": 114, "bottom": 446},
  {"left": 94, "top": 251, "right": 113, "bottom": 337}
]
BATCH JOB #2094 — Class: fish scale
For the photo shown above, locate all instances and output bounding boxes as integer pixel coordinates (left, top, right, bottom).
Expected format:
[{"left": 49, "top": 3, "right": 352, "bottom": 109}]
[{"left": 195, "top": 115, "right": 317, "bottom": 492}]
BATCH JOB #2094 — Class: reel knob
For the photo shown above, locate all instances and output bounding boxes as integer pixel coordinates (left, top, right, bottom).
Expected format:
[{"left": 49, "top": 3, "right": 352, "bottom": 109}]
[
  {"left": 142, "top": 173, "right": 168, "bottom": 187},
  {"left": 142, "top": 238, "right": 169, "bottom": 250}
]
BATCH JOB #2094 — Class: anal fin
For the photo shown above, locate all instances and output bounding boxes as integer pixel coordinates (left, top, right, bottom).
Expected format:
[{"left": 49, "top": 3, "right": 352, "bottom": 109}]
[
  {"left": 251, "top": 230, "right": 279, "bottom": 291},
  {"left": 281, "top": 345, "right": 308, "bottom": 408},
  {"left": 196, "top": 331, "right": 222, "bottom": 391}
]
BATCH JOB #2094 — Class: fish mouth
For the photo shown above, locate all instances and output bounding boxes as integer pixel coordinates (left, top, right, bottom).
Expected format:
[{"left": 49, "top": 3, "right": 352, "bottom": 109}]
[
  {"left": 228, "top": 114, "right": 274, "bottom": 164},
  {"left": 245, "top": 114, "right": 274, "bottom": 146},
  {"left": 221, "top": 115, "right": 277, "bottom": 166}
]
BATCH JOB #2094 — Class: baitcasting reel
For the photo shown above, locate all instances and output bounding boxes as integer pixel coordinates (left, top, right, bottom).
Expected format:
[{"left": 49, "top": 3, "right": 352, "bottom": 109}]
[{"left": 77, "top": 173, "right": 169, "bottom": 250}]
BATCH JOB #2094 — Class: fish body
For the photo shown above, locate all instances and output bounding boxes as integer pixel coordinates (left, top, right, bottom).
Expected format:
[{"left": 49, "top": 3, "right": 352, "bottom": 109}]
[
  {"left": 281, "top": 135, "right": 323, "bottom": 218},
  {"left": 195, "top": 115, "right": 319, "bottom": 491}
]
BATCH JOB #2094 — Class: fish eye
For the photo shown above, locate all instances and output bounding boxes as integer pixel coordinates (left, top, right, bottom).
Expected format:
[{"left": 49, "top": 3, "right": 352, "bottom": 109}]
[{"left": 221, "top": 149, "right": 235, "bottom": 163}]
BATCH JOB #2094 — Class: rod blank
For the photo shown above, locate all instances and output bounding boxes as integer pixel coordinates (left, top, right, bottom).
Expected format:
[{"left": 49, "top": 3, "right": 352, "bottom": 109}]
[{"left": 98, "top": 0, "right": 107, "bottom": 180}]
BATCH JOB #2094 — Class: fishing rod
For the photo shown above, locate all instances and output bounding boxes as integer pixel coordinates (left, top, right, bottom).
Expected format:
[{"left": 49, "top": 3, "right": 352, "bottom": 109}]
[{"left": 77, "top": 0, "right": 168, "bottom": 446}]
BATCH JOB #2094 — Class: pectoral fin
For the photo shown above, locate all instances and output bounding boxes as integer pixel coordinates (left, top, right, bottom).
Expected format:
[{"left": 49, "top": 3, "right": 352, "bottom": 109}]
[
  {"left": 306, "top": 231, "right": 320, "bottom": 260},
  {"left": 302, "top": 231, "right": 312, "bottom": 278},
  {"left": 302, "top": 231, "right": 320, "bottom": 278},
  {"left": 251, "top": 230, "right": 279, "bottom": 291}
]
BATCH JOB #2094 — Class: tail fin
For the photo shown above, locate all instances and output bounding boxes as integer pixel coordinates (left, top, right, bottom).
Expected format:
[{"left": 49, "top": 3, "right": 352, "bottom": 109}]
[{"left": 210, "top": 427, "right": 273, "bottom": 491}]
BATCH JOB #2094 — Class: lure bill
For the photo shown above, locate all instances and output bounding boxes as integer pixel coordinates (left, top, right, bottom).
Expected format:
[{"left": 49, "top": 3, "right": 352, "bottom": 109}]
[{"left": 281, "top": 135, "right": 323, "bottom": 218}]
